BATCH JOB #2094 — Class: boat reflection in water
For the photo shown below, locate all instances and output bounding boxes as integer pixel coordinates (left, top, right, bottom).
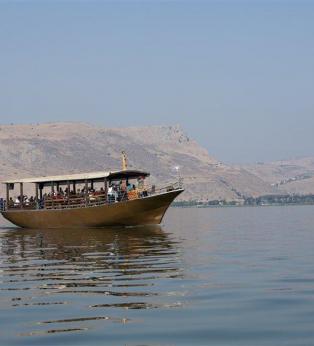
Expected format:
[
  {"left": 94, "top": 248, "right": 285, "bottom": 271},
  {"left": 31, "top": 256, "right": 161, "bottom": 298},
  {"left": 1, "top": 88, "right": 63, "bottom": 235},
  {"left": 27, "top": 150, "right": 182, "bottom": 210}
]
[{"left": 0, "top": 225, "right": 185, "bottom": 339}]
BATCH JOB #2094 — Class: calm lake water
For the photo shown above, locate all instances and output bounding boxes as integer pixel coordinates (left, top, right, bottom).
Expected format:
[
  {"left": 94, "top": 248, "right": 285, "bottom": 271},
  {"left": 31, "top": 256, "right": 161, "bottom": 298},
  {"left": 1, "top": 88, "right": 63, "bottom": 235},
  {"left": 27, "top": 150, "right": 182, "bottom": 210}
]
[{"left": 1, "top": 206, "right": 314, "bottom": 346}]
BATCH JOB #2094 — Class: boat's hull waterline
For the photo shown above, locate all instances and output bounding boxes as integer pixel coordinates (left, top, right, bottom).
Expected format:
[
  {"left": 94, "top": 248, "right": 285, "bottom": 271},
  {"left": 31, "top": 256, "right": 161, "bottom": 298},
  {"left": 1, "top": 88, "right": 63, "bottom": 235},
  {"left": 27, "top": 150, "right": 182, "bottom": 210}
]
[{"left": 1, "top": 189, "right": 183, "bottom": 229}]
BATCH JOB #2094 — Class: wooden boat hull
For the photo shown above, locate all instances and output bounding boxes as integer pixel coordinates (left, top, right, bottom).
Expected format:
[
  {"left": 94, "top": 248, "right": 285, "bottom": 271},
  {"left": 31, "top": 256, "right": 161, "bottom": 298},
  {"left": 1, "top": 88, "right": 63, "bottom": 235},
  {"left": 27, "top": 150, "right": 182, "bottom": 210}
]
[{"left": 1, "top": 189, "right": 183, "bottom": 229}]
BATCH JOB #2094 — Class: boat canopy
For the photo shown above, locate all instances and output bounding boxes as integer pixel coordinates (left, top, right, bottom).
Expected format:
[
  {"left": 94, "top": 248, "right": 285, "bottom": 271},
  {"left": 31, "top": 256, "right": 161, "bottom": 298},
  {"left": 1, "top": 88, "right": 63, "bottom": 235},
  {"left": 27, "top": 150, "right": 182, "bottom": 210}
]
[{"left": 2, "top": 169, "right": 150, "bottom": 187}]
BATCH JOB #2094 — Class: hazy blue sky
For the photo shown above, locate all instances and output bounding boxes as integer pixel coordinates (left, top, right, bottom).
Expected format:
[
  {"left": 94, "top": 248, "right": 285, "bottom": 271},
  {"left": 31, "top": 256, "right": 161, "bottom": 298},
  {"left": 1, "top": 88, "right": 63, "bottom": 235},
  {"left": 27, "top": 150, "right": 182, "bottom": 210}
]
[{"left": 0, "top": 1, "right": 313, "bottom": 163}]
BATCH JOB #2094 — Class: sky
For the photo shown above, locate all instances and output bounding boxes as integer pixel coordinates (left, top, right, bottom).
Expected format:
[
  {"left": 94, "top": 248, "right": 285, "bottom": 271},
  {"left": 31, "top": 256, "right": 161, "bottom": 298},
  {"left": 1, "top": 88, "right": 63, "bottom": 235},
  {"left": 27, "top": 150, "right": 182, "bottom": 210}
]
[{"left": 0, "top": 1, "right": 313, "bottom": 163}]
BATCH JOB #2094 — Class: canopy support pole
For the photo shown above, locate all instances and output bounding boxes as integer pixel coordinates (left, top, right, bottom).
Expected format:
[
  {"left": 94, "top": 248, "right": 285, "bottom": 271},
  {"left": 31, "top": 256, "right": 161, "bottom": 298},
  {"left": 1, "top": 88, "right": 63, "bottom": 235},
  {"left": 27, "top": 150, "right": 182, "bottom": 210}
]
[
  {"left": 104, "top": 178, "right": 108, "bottom": 202},
  {"left": 84, "top": 180, "right": 88, "bottom": 206},
  {"left": 6, "top": 184, "right": 9, "bottom": 210},
  {"left": 51, "top": 182, "right": 54, "bottom": 209},
  {"left": 35, "top": 183, "right": 39, "bottom": 209},
  {"left": 67, "top": 181, "right": 70, "bottom": 205},
  {"left": 20, "top": 183, "right": 23, "bottom": 209}
]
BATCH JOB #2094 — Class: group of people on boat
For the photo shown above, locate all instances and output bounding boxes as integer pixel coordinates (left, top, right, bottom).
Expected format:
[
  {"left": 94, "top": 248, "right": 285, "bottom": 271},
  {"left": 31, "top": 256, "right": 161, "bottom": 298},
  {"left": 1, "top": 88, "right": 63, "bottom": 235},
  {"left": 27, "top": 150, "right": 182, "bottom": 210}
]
[
  {"left": 3, "top": 195, "right": 37, "bottom": 209},
  {"left": 107, "top": 178, "right": 148, "bottom": 203},
  {"left": 2, "top": 176, "right": 149, "bottom": 210}
]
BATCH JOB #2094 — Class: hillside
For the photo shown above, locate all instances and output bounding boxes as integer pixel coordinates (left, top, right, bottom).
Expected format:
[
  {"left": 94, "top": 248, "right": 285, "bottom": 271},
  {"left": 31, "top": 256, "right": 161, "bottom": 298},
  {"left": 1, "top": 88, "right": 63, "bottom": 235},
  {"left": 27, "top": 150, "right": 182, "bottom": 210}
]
[
  {"left": 0, "top": 122, "right": 277, "bottom": 201},
  {"left": 243, "top": 157, "right": 314, "bottom": 194}
]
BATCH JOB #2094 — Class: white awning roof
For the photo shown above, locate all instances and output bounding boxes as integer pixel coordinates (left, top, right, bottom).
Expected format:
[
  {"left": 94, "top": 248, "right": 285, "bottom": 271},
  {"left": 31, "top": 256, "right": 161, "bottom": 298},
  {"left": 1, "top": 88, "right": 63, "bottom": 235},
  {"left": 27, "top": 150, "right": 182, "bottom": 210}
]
[{"left": 2, "top": 169, "right": 150, "bottom": 185}]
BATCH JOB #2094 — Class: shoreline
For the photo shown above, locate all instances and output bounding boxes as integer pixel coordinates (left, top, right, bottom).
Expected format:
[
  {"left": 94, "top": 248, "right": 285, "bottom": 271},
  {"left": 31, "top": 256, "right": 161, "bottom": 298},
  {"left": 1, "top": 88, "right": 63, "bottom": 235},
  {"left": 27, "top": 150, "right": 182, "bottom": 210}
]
[
  {"left": 172, "top": 194, "right": 314, "bottom": 208},
  {"left": 172, "top": 203, "right": 314, "bottom": 208}
]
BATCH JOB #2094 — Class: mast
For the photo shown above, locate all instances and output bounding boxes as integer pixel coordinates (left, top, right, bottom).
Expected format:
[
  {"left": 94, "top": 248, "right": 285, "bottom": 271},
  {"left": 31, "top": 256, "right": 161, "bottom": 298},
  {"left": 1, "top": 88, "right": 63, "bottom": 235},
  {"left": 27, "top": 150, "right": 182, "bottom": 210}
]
[{"left": 121, "top": 151, "right": 128, "bottom": 171}]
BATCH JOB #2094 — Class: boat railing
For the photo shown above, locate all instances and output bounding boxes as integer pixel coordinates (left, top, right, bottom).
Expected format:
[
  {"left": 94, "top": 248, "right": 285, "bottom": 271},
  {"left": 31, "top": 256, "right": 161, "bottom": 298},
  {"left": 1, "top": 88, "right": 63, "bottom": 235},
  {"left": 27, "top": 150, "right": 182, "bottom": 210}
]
[
  {"left": 1, "top": 180, "right": 182, "bottom": 211},
  {"left": 146, "top": 180, "right": 182, "bottom": 196}
]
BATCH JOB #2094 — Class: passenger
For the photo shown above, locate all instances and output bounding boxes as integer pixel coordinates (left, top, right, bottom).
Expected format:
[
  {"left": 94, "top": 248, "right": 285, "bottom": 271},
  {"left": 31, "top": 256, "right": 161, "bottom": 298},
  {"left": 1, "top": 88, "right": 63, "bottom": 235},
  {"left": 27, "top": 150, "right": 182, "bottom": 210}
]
[
  {"left": 127, "top": 187, "right": 138, "bottom": 200},
  {"left": 24, "top": 196, "right": 30, "bottom": 206},
  {"left": 113, "top": 185, "right": 119, "bottom": 202},
  {"left": 134, "top": 184, "right": 139, "bottom": 198},
  {"left": 121, "top": 181, "right": 128, "bottom": 200},
  {"left": 107, "top": 184, "right": 115, "bottom": 203},
  {"left": 93, "top": 187, "right": 101, "bottom": 199},
  {"left": 89, "top": 191, "right": 96, "bottom": 202},
  {"left": 108, "top": 184, "right": 113, "bottom": 194},
  {"left": 39, "top": 198, "right": 44, "bottom": 209},
  {"left": 137, "top": 177, "right": 146, "bottom": 197},
  {"left": 138, "top": 177, "right": 144, "bottom": 190}
]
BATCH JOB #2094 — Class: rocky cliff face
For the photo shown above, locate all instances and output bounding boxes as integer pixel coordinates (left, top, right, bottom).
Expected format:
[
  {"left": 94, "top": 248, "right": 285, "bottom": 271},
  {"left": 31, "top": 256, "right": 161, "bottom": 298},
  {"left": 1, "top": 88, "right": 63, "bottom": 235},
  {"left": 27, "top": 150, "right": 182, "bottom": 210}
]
[{"left": 0, "top": 122, "right": 311, "bottom": 201}]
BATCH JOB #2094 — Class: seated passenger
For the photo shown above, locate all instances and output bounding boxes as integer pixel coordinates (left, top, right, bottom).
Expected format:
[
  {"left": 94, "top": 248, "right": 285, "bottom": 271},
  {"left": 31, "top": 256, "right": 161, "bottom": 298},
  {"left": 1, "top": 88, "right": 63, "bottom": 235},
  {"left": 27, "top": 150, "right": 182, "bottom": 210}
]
[
  {"left": 127, "top": 186, "right": 139, "bottom": 200},
  {"left": 127, "top": 182, "right": 133, "bottom": 192}
]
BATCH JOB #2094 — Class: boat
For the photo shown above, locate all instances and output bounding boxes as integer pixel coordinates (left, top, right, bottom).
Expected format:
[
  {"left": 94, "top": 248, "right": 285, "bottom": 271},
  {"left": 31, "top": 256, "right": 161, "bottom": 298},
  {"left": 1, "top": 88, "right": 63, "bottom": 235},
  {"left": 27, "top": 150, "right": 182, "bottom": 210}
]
[{"left": 0, "top": 154, "right": 184, "bottom": 228}]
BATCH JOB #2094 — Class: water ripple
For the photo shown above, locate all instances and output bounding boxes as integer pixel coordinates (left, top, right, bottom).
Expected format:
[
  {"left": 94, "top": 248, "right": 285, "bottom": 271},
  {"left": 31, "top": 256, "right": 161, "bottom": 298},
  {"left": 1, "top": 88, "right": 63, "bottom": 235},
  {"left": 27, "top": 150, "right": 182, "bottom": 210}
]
[{"left": 0, "top": 225, "right": 184, "bottom": 342}]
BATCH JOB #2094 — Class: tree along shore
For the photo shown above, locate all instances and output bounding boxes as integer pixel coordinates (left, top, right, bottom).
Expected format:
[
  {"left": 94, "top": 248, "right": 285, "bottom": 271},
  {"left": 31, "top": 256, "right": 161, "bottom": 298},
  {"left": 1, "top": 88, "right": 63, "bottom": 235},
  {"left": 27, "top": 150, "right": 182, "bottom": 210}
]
[{"left": 172, "top": 194, "right": 314, "bottom": 207}]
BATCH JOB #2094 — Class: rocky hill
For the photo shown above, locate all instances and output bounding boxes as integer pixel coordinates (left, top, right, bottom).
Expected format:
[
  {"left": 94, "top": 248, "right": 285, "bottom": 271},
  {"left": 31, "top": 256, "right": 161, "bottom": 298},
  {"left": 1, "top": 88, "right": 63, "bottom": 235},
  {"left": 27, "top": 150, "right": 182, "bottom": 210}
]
[
  {"left": 0, "top": 122, "right": 278, "bottom": 201},
  {"left": 243, "top": 157, "right": 314, "bottom": 195}
]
